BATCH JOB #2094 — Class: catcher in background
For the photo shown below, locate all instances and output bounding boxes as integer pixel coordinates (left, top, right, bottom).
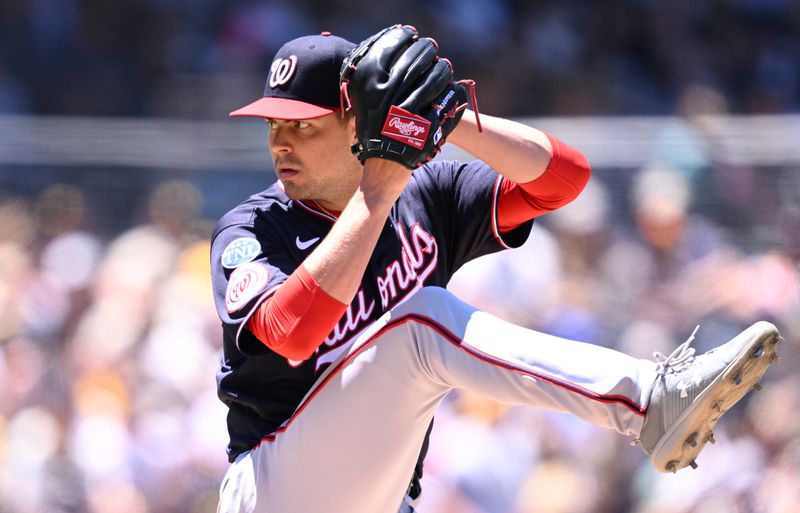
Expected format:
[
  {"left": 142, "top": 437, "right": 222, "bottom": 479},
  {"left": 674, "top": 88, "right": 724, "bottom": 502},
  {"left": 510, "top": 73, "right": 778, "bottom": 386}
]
[{"left": 210, "top": 25, "right": 781, "bottom": 513}]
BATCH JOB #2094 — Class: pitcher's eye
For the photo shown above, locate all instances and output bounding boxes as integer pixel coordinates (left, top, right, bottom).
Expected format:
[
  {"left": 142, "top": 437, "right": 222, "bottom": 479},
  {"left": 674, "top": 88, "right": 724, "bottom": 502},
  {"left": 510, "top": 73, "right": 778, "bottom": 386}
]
[{"left": 296, "top": 121, "right": 310, "bottom": 129}]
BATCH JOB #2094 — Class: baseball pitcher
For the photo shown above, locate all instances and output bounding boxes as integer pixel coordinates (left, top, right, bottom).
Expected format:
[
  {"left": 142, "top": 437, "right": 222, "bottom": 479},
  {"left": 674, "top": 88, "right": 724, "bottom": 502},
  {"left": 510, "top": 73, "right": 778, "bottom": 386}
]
[{"left": 211, "top": 25, "right": 781, "bottom": 513}]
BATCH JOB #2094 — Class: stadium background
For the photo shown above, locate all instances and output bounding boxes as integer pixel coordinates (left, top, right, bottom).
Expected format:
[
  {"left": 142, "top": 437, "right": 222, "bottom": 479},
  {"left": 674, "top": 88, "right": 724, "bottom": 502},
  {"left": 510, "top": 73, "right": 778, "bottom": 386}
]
[{"left": 1, "top": 1, "right": 799, "bottom": 512}]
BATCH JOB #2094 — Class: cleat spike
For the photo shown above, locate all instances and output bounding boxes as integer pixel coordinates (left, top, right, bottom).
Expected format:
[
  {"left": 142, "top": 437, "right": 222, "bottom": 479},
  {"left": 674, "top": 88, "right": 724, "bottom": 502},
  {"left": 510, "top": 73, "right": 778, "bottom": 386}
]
[
  {"left": 689, "top": 460, "right": 698, "bottom": 469},
  {"left": 753, "top": 382, "right": 762, "bottom": 391},
  {"left": 707, "top": 432, "right": 716, "bottom": 444},
  {"left": 666, "top": 460, "right": 679, "bottom": 473}
]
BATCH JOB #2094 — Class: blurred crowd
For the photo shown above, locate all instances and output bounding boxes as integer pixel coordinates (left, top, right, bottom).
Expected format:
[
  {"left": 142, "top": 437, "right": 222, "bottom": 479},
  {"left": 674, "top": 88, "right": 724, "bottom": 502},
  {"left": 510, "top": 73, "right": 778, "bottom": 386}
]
[
  {"left": 0, "top": 180, "right": 225, "bottom": 513},
  {"left": 0, "top": 0, "right": 798, "bottom": 118},
  {"left": 1, "top": 133, "right": 799, "bottom": 513}
]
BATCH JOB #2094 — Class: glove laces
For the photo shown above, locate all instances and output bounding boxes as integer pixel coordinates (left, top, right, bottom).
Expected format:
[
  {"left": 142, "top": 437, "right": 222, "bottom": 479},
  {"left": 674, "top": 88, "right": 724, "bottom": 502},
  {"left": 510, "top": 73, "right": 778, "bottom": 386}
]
[
  {"left": 458, "top": 79, "right": 482, "bottom": 132},
  {"left": 653, "top": 325, "right": 700, "bottom": 375}
]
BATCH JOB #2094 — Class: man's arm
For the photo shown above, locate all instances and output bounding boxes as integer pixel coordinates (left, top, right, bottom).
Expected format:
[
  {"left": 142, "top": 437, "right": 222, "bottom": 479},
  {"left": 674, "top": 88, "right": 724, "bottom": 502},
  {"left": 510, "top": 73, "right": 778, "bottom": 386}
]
[
  {"left": 246, "top": 159, "right": 410, "bottom": 360},
  {"left": 448, "top": 110, "right": 591, "bottom": 230},
  {"left": 447, "top": 110, "right": 554, "bottom": 183},
  {"left": 304, "top": 159, "right": 411, "bottom": 303}
]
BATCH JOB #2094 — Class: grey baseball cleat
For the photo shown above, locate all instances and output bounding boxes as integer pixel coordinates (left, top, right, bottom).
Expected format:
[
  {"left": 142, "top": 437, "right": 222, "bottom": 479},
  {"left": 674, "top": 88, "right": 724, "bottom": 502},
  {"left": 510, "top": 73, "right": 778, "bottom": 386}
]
[{"left": 635, "top": 321, "right": 782, "bottom": 473}]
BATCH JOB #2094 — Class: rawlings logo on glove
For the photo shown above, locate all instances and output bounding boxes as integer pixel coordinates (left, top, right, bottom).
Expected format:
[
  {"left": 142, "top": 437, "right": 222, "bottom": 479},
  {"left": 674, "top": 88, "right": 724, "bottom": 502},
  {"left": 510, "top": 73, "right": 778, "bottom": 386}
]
[
  {"left": 340, "top": 24, "right": 480, "bottom": 169},
  {"left": 382, "top": 106, "right": 431, "bottom": 149}
]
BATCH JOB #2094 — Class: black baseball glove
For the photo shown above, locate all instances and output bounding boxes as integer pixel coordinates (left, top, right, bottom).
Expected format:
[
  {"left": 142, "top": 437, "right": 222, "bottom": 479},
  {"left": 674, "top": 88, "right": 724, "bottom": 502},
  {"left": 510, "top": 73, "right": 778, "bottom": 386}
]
[{"left": 340, "top": 25, "right": 471, "bottom": 169}]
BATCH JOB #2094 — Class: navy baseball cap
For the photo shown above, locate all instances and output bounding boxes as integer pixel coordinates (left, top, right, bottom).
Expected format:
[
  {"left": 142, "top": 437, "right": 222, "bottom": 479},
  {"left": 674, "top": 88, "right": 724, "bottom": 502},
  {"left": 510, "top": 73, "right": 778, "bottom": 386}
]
[{"left": 230, "top": 32, "right": 356, "bottom": 120}]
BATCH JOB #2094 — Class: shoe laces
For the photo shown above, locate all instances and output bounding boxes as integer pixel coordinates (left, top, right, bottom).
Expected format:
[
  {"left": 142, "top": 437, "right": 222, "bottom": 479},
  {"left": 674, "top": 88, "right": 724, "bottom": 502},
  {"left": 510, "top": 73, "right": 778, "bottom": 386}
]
[
  {"left": 631, "top": 325, "right": 702, "bottom": 448},
  {"left": 653, "top": 325, "right": 700, "bottom": 375}
]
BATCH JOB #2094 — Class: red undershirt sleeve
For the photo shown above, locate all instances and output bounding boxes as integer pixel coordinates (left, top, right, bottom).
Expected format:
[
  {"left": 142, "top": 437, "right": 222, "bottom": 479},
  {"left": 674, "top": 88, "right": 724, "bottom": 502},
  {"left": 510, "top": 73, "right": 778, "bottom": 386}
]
[
  {"left": 497, "top": 133, "right": 591, "bottom": 232},
  {"left": 245, "top": 264, "right": 348, "bottom": 361}
]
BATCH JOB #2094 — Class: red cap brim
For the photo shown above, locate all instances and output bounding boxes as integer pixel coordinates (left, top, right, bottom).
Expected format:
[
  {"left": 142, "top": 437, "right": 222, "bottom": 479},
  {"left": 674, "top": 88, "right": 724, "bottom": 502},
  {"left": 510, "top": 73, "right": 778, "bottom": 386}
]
[{"left": 229, "top": 97, "right": 338, "bottom": 120}]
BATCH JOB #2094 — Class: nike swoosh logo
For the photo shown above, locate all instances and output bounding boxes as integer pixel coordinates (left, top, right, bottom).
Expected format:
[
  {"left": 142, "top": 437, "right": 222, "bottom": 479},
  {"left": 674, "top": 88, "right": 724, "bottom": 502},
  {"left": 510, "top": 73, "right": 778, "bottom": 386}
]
[{"left": 295, "top": 236, "right": 320, "bottom": 250}]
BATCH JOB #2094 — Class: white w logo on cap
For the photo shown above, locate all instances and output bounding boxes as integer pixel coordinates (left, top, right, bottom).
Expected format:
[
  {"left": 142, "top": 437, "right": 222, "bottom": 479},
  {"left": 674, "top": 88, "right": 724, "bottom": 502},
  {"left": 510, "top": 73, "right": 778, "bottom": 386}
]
[{"left": 269, "top": 56, "right": 298, "bottom": 88}]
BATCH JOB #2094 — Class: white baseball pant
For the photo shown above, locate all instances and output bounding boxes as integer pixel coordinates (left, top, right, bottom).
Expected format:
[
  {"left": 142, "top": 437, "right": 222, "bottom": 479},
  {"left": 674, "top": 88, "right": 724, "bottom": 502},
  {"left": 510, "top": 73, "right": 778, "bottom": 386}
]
[{"left": 217, "top": 286, "right": 658, "bottom": 513}]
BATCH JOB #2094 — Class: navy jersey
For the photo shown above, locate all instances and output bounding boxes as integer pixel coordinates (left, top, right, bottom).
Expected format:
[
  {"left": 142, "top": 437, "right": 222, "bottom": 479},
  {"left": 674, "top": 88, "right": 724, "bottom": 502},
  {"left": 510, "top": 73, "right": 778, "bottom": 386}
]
[{"left": 211, "top": 159, "right": 533, "bottom": 463}]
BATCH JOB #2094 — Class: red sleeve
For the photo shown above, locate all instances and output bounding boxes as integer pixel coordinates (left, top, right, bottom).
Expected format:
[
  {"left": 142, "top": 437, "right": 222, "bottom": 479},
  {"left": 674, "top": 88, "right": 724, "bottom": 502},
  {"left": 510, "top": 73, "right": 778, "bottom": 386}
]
[
  {"left": 497, "top": 133, "right": 591, "bottom": 232},
  {"left": 245, "top": 265, "right": 348, "bottom": 361}
]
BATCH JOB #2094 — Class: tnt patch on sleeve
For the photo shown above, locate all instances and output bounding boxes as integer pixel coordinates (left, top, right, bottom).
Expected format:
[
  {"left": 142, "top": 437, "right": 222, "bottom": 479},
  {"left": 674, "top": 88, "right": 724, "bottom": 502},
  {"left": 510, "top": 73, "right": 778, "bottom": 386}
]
[
  {"left": 226, "top": 262, "right": 270, "bottom": 313},
  {"left": 221, "top": 237, "right": 262, "bottom": 269}
]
